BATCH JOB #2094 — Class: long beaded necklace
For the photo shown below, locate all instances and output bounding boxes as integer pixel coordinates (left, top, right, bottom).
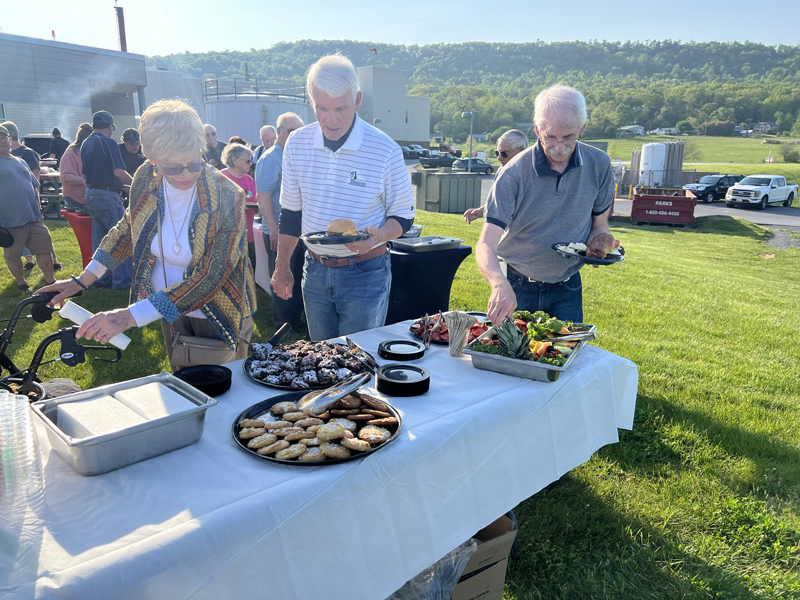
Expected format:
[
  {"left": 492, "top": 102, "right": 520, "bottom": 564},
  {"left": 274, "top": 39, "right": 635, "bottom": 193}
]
[{"left": 163, "top": 183, "right": 196, "bottom": 255}]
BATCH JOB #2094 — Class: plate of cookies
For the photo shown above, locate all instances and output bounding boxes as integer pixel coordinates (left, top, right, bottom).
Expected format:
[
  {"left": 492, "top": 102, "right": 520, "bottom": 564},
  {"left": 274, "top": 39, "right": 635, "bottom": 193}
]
[{"left": 232, "top": 389, "right": 402, "bottom": 465}]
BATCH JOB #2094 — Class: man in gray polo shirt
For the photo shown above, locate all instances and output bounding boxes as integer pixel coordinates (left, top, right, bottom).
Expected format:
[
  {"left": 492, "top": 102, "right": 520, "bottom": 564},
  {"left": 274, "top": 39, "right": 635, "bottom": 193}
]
[{"left": 477, "top": 85, "right": 619, "bottom": 324}]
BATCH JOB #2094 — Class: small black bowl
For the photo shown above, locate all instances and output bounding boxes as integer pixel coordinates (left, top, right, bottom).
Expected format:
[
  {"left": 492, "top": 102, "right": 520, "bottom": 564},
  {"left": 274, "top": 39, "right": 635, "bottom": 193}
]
[{"left": 173, "top": 365, "right": 232, "bottom": 397}]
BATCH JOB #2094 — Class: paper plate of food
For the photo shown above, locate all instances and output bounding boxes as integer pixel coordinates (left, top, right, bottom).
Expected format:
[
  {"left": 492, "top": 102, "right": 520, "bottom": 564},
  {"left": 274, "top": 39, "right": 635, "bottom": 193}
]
[
  {"left": 301, "top": 219, "right": 371, "bottom": 246},
  {"left": 552, "top": 242, "right": 625, "bottom": 265}
]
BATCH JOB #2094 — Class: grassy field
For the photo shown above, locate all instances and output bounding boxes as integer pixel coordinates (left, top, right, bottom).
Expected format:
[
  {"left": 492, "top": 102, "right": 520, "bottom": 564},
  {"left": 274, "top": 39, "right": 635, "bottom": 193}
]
[{"left": 5, "top": 212, "right": 800, "bottom": 598}]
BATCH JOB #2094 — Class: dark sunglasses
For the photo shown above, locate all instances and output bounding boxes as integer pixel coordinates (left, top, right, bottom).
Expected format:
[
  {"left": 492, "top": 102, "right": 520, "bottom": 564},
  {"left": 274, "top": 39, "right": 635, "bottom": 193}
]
[
  {"left": 160, "top": 162, "right": 204, "bottom": 176},
  {"left": 495, "top": 150, "right": 509, "bottom": 158}
]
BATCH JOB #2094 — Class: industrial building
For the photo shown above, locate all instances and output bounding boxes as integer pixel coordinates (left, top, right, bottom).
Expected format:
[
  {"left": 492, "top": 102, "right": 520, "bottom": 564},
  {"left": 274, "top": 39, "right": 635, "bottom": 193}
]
[
  {"left": 0, "top": 32, "right": 429, "bottom": 150},
  {"left": 0, "top": 32, "right": 145, "bottom": 143}
]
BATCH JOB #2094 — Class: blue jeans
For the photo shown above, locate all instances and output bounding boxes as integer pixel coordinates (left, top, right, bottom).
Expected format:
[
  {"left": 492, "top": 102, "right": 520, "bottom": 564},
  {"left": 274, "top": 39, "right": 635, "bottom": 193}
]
[
  {"left": 302, "top": 251, "right": 391, "bottom": 341},
  {"left": 264, "top": 231, "right": 305, "bottom": 330},
  {"left": 508, "top": 269, "right": 583, "bottom": 323},
  {"left": 84, "top": 188, "right": 132, "bottom": 289}
]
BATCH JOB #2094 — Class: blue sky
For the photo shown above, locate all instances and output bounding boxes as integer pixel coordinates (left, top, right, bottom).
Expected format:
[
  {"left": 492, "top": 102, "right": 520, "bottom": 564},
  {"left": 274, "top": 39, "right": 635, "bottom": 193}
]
[{"left": 2, "top": 0, "right": 798, "bottom": 56}]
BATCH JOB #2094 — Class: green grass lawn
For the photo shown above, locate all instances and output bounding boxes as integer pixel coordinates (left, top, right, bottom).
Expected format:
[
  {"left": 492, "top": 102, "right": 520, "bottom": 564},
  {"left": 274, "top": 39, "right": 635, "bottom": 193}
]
[{"left": 5, "top": 213, "right": 800, "bottom": 598}]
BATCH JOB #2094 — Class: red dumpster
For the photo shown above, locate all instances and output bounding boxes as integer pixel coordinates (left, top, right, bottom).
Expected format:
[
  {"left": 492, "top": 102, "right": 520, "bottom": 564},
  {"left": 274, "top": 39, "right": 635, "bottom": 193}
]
[{"left": 631, "top": 191, "right": 697, "bottom": 226}]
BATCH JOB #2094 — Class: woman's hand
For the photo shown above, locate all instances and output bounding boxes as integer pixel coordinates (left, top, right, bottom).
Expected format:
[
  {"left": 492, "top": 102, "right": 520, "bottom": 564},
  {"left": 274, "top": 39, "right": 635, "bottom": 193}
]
[
  {"left": 37, "top": 279, "right": 85, "bottom": 307},
  {"left": 76, "top": 309, "right": 136, "bottom": 345}
]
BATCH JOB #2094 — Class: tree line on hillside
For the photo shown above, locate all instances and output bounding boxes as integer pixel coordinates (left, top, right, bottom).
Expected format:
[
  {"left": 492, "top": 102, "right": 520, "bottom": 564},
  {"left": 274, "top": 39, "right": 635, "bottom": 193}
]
[{"left": 147, "top": 39, "right": 800, "bottom": 139}]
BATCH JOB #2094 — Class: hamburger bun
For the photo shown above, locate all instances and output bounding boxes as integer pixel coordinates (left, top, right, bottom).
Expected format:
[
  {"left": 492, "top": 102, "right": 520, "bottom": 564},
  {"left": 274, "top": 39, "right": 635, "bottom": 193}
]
[{"left": 327, "top": 219, "right": 358, "bottom": 236}]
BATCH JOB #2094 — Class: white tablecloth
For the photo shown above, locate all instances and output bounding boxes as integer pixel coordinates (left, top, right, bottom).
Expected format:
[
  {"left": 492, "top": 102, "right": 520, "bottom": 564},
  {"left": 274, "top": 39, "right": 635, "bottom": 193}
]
[{"left": 3, "top": 322, "right": 638, "bottom": 599}]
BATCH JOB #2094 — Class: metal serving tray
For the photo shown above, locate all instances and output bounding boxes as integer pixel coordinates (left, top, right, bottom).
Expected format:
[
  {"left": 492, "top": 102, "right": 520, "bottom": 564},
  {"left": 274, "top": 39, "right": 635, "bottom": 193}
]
[
  {"left": 31, "top": 373, "right": 218, "bottom": 476},
  {"left": 462, "top": 323, "right": 596, "bottom": 383},
  {"left": 390, "top": 235, "right": 462, "bottom": 252}
]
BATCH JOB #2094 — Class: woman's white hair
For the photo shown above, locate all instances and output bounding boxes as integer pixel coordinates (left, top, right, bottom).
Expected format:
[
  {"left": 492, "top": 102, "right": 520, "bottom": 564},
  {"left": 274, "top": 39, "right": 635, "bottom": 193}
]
[
  {"left": 139, "top": 99, "right": 206, "bottom": 162},
  {"left": 307, "top": 54, "right": 360, "bottom": 102},
  {"left": 533, "top": 85, "right": 587, "bottom": 133},
  {"left": 221, "top": 142, "right": 253, "bottom": 168},
  {"left": 499, "top": 129, "right": 529, "bottom": 151}
]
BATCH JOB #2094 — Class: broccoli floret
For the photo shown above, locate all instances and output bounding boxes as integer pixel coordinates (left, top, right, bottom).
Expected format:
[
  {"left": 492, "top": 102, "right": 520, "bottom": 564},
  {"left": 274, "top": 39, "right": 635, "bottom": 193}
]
[
  {"left": 543, "top": 318, "right": 565, "bottom": 334},
  {"left": 531, "top": 311, "right": 549, "bottom": 324},
  {"left": 512, "top": 310, "right": 535, "bottom": 322}
]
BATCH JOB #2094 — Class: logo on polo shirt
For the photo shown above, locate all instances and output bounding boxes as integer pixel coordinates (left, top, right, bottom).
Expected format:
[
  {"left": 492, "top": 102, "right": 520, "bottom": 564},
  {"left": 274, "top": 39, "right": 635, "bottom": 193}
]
[{"left": 348, "top": 171, "right": 366, "bottom": 187}]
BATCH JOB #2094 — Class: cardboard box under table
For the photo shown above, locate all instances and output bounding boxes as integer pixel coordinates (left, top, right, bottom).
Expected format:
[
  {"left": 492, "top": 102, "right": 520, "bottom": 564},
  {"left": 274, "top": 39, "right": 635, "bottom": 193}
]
[{"left": 9, "top": 321, "right": 638, "bottom": 599}]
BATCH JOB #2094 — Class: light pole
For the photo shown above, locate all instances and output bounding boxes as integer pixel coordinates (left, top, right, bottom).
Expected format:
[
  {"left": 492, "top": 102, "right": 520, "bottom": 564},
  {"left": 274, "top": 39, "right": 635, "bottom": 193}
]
[
  {"left": 373, "top": 118, "right": 382, "bottom": 128},
  {"left": 462, "top": 111, "right": 474, "bottom": 173}
]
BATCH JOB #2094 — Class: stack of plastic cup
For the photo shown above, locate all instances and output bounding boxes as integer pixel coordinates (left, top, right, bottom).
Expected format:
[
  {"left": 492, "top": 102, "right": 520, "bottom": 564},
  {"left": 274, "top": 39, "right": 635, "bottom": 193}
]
[{"left": 0, "top": 392, "right": 46, "bottom": 523}]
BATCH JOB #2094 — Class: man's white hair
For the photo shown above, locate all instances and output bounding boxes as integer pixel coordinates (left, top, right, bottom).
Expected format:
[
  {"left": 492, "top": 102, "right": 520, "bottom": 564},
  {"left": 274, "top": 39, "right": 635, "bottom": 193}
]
[
  {"left": 307, "top": 54, "right": 360, "bottom": 102},
  {"left": 499, "top": 129, "right": 529, "bottom": 151},
  {"left": 276, "top": 112, "right": 303, "bottom": 130},
  {"left": 533, "top": 85, "right": 587, "bottom": 132},
  {"left": 260, "top": 125, "right": 276, "bottom": 137}
]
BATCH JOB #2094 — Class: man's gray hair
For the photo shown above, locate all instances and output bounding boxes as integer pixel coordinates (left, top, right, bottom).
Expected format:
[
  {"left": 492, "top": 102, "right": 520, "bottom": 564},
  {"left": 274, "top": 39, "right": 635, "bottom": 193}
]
[
  {"left": 307, "top": 54, "right": 360, "bottom": 102},
  {"left": 0, "top": 121, "right": 20, "bottom": 141},
  {"left": 276, "top": 112, "right": 303, "bottom": 130},
  {"left": 260, "top": 125, "right": 276, "bottom": 136},
  {"left": 499, "top": 129, "right": 529, "bottom": 151},
  {"left": 533, "top": 85, "right": 587, "bottom": 132}
]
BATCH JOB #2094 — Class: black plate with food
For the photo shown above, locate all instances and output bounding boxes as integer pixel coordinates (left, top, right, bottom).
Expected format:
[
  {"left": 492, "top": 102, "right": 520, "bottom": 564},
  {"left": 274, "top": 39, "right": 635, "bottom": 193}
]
[
  {"left": 552, "top": 242, "right": 625, "bottom": 265},
  {"left": 301, "top": 231, "right": 371, "bottom": 245},
  {"left": 244, "top": 339, "right": 374, "bottom": 391},
  {"left": 231, "top": 390, "right": 402, "bottom": 466}
]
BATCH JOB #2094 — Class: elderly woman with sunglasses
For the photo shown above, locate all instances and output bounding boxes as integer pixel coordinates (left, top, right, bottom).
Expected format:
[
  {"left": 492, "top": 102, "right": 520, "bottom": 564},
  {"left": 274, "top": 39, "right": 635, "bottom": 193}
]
[
  {"left": 40, "top": 100, "right": 256, "bottom": 370},
  {"left": 464, "top": 129, "right": 529, "bottom": 224}
]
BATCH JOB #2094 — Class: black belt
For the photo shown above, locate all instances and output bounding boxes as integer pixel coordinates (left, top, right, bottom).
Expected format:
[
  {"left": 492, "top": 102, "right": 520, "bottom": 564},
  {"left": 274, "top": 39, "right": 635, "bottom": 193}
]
[
  {"left": 507, "top": 264, "right": 571, "bottom": 284},
  {"left": 87, "top": 186, "right": 122, "bottom": 193}
]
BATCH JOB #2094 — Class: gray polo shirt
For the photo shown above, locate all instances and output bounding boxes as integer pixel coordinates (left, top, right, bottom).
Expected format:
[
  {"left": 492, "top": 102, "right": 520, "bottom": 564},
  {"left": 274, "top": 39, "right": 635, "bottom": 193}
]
[
  {"left": 0, "top": 156, "right": 41, "bottom": 227},
  {"left": 485, "top": 142, "right": 613, "bottom": 283},
  {"left": 254, "top": 143, "right": 283, "bottom": 235}
]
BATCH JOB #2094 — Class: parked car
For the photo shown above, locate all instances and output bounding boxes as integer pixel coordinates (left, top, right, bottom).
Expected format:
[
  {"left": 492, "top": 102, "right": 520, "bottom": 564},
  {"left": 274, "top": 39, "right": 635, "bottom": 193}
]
[
  {"left": 452, "top": 158, "right": 494, "bottom": 174},
  {"left": 683, "top": 174, "right": 743, "bottom": 203},
  {"left": 401, "top": 146, "right": 419, "bottom": 159},
  {"left": 408, "top": 144, "right": 429, "bottom": 158},
  {"left": 725, "top": 174, "right": 798, "bottom": 209},
  {"left": 438, "top": 144, "right": 463, "bottom": 157},
  {"left": 419, "top": 153, "right": 457, "bottom": 168}
]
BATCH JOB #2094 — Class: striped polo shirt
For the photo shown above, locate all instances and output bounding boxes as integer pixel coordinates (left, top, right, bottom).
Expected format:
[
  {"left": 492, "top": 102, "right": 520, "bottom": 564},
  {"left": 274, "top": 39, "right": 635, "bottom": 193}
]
[{"left": 280, "top": 116, "right": 414, "bottom": 255}]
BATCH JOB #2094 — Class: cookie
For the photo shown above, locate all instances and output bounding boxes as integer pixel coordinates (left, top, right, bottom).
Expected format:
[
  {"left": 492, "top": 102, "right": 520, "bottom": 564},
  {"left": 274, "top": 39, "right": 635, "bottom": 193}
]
[
  {"left": 275, "top": 444, "right": 307, "bottom": 460},
  {"left": 335, "top": 394, "right": 362, "bottom": 409},
  {"left": 299, "top": 447, "right": 326, "bottom": 462},
  {"left": 285, "top": 431, "right": 316, "bottom": 442},
  {"left": 358, "top": 425, "right": 391, "bottom": 444},
  {"left": 239, "top": 418, "right": 266, "bottom": 428},
  {"left": 238, "top": 427, "right": 266, "bottom": 439},
  {"left": 330, "top": 408, "right": 360, "bottom": 416},
  {"left": 282, "top": 411, "right": 310, "bottom": 422},
  {"left": 316, "top": 422, "right": 346, "bottom": 442},
  {"left": 247, "top": 433, "right": 278, "bottom": 449},
  {"left": 363, "top": 409, "right": 391, "bottom": 418},
  {"left": 263, "top": 420, "right": 292, "bottom": 430},
  {"left": 341, "top": 437, "right": 371, "bottom": 452},
  {"left": 295, "top": 417, "right": 324, "bottom": 428},
  {"left": 271, "top": 401, "right": 298, "bottom": 415},
  {"left": 273, "top": 427, "right": 304, "bottom": 437},
  {"left": 300, "top": 437, "right": 321, "bottom": 446},
  {"left": 349, "top": 413, "right": 375, "bottom": 421},
  {"left": 320, "top": 442, "right": 352, "bottom": 459},
  {"left": 367, "top": 417, "right": 398, "bottom": 427},
  {"left": 330, "top": 418, "right": 357, "bottom": 433},
  {"left": 353, "top": 392, "right": 388, "bottom": 412},
  {"left": 257, "top": 440, "right": 290, "bottom": 455}
]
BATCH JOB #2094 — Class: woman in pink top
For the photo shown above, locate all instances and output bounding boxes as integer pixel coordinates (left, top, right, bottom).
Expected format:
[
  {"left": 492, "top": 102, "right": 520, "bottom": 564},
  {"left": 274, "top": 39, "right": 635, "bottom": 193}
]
[
  {"left": 60, "top": 123, "right": 92, "bottom": 210},
  {"left": 221, "top": 143, "right": 257, "bottom": 244}
]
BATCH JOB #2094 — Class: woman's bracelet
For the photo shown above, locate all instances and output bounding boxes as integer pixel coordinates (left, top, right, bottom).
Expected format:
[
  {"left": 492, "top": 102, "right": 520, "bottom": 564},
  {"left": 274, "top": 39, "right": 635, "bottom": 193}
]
[{"left": 70, "top": 274, "right": 89, "bottom": 291}]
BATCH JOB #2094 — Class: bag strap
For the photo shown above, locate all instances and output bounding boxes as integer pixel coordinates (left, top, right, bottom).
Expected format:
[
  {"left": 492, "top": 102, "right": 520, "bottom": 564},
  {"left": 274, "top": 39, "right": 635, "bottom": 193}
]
[{"left": 157, "top": 196, "right": 248, "bottom": 344}]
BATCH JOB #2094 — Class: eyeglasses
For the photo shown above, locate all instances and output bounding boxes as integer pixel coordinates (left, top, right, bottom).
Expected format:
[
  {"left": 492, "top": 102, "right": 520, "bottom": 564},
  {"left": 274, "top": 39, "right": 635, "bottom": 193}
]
[
  {"left": 205, "top": 131, "right": 217, "bottom": 137},
  {"left": 495, "top": 150, "right": 509, "bottom": 158},
  {"left": 160, "top": 162, "right": 204, "bottom": 176},
  {"left": 540, "top": 134, "right": 579, "bottom": 147}
]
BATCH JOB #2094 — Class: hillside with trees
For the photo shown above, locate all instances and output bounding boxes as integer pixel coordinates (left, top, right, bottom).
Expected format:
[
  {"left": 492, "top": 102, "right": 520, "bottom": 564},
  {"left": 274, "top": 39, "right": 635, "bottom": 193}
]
[{"left": 147, "top": 39, "right": 800, "bottom": 139}]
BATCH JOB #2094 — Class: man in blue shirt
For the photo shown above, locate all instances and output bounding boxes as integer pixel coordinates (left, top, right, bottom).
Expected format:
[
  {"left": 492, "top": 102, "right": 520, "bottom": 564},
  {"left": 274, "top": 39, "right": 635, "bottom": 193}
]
[
  {"left": 255, "top": 112, "right": 304, "bottom": 331},
  {"left": 81, "top": 110, "right": 133, "bottom": 289}
]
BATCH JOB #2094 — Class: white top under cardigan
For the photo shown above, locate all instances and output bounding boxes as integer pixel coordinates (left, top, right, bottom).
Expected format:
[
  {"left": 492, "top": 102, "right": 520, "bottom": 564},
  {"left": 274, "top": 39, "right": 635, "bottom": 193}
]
[{"left": 86, "top": 179, "right": 205, "bottom": 326}]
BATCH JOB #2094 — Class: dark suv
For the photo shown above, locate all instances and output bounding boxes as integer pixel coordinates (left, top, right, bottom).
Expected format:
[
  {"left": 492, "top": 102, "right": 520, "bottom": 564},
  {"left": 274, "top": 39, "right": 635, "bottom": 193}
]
[{"left": 683, "top": 174, "right": 744, "bottom": 203}]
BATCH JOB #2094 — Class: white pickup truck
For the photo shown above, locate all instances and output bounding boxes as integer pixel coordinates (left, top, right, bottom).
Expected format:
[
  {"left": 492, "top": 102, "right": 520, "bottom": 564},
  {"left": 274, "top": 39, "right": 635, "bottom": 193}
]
[{"left": 725, "top": 174, "right": 797, "bottom": 209}]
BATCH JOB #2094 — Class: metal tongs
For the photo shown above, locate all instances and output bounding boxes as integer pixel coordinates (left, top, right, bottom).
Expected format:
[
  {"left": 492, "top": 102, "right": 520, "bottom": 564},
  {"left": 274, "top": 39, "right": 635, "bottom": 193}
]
[
  {"left": 344, "top": 337, "right": 380, "bottom": 373},
  {"left": 548, "top": 330, "right": 597, "bottom": 343},
  {"left": 421, "top": 310, "right": 445, "bottom": 350},
  {"left": 296, "top": 371, "right": 371, "bottom": 416}
]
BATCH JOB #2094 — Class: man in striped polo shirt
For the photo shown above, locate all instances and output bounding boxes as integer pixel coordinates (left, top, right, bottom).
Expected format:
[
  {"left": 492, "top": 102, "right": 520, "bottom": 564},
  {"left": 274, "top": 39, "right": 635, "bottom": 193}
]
[{"left": 271, "top": 54, "right": 415, "bottom": 341}]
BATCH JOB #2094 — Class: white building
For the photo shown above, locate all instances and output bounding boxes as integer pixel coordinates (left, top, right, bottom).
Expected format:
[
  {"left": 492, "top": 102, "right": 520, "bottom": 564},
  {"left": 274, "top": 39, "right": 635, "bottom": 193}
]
[{"left": 356, "top": 66, "right": 430, "bottom": 147}]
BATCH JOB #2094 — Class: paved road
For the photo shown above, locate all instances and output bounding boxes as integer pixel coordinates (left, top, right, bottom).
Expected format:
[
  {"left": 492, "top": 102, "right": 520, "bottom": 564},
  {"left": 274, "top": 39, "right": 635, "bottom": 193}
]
[{"left": 406, "top": 161, "right": 800, "bottom": 231}]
